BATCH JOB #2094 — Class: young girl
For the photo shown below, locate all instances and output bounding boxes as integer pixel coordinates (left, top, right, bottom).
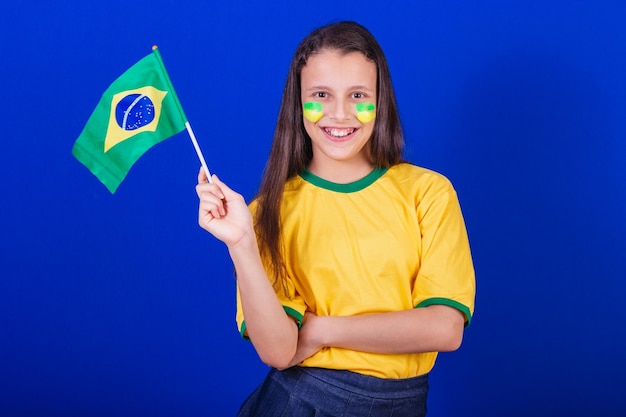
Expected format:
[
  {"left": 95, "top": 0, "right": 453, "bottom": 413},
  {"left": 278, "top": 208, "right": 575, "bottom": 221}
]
[{"left": 196, "top": 21, "right": 475, "bottom": 416}]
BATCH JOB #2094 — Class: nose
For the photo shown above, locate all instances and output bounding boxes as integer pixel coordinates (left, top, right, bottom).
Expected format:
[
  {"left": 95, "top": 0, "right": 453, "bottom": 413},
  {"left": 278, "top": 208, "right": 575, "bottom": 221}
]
[{"left": 329, "top": 98, "right": 350, "bottom": 122}]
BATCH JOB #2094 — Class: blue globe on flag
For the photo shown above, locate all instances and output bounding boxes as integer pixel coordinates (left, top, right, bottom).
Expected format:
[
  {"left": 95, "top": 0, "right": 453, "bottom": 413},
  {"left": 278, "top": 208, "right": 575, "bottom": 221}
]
[{"left": 115, "top": 94, "right": 156, "bottom": 130}]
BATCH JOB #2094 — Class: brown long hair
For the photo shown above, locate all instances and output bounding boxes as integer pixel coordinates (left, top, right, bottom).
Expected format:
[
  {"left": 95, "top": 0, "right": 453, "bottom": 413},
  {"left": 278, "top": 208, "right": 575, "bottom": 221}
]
[{"left": 255, "top": 21, "right": 404, "bottom": 290}]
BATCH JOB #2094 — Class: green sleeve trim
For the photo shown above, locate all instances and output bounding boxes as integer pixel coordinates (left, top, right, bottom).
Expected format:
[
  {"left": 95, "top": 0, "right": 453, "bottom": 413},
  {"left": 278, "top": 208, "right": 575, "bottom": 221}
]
[
  {"left": 283, "top": 306, "right": 304, "bottom": 329},
  {"left": 415, "top": 297, "right": 473, "bottom": 327},
  {"left": 239, "top": 321, "right": 248, "bottom": 340},
  {"left": 239, "top": 306, "right": 304, "bottom": 341}
]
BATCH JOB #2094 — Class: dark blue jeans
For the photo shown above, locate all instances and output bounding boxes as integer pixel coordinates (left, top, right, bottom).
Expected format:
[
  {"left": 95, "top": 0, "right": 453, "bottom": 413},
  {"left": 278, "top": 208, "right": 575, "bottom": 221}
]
[{"left": 238, "top": 366, "right": 429, "bottom": 417}]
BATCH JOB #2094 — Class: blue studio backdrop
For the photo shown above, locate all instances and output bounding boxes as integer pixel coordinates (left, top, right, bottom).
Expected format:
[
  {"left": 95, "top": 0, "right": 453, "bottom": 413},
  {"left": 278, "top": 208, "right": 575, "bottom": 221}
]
[{"left": 1, "top": 1, "right": 625, "bottom": 416}]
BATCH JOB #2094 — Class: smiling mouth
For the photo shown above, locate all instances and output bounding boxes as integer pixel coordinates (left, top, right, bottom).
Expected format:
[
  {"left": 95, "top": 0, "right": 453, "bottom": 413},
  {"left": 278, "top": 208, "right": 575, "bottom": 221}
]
[{"left": 323, "top": 127, "right": 356, "bottom": 138}]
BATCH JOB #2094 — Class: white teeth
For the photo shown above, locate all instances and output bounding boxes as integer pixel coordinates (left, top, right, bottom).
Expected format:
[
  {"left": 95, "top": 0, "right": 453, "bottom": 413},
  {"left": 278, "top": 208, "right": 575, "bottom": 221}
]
[{"left": 324, "top": 128, "right": 355, "bottom": 138}]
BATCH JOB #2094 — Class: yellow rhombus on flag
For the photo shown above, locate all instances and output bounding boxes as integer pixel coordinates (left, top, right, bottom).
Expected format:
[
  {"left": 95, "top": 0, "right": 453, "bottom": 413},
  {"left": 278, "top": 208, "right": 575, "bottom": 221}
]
[{"left": 72, "top": 46, "right": 188, "bottom": 193}]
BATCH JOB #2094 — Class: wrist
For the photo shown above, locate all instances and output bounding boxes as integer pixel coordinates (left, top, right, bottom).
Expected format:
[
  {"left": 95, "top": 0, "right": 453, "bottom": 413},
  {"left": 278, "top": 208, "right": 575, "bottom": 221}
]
[
  {"left": 227, "top": 229, "right": 258, "bottom": 252},
  {"left": 317, "top": 315, "right": 334, "bottom": 348},
  {"left": 227, "top": 231, "right": 264, "bottom": 270}
]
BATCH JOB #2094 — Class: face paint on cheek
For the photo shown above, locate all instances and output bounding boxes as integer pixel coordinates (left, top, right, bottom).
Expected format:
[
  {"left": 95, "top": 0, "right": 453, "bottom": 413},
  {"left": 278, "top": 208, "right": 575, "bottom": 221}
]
[
  {"left": 356, "top": 102, "right": 376, "bottom": 123},
  {"left": 303, "top": 101, "right": 324, "bottom": 123}
]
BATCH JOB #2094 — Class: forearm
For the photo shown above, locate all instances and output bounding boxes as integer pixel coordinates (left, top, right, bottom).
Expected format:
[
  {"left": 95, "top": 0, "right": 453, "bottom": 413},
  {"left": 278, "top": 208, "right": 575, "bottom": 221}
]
[
  {"left": 196, "top": 175, "right": 298, "bottom": 367},
  {"left": 229, "top": 236, "right": 298, "bottom": 368},
  {"left": 318, "top": 305, "right": 465, "bottom": 354}
]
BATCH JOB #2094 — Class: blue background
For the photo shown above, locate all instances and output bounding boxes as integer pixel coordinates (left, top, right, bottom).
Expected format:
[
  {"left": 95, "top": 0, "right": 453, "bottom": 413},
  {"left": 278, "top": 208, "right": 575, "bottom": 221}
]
[{"left": 1, "top": 1, "right": 625, "bottom": 415}]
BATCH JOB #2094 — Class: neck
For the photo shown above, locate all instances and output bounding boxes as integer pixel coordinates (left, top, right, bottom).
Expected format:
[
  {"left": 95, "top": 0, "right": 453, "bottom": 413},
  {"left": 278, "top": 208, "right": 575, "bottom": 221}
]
[{"left": 307, "top": 158, "right": 375, "bottom": 184}]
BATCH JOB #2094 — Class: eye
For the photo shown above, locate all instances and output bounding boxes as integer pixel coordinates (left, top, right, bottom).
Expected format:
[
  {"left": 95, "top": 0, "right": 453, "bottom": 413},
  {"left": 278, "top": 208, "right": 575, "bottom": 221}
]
[
  {"left": 352, "top": 92, "right": 365, "bottom": 99},
  {"left": 314, "top": 92, "right": 328, "bottom": 98}
]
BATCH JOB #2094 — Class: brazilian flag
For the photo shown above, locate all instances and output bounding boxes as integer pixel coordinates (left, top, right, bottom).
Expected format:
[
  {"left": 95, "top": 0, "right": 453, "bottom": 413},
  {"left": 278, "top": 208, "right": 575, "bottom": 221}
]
[{"left": 72, "top": 46, "right": 187, "bottom": 193}]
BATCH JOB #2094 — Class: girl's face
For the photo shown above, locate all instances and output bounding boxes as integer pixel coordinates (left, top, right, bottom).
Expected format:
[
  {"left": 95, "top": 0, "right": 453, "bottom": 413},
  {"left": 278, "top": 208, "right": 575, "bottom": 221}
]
[{"left": 300, "top": 49, "right": 377, "bottom": 180}]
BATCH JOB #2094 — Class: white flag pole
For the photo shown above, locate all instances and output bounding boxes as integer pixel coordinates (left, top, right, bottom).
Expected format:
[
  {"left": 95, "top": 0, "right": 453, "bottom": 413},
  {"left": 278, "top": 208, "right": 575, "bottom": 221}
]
[{"left": 185, "top": 121, "right": 212, "bottom": 183}]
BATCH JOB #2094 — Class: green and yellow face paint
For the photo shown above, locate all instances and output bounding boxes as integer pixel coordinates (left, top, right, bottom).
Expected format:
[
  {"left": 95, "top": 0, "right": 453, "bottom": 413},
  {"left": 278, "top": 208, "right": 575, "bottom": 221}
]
[
  {"left": 356, "top": 102, "right": 376, "bottom": 123},
  {"left": 303, "top": 101, "right": 323, "bottom": 123}
]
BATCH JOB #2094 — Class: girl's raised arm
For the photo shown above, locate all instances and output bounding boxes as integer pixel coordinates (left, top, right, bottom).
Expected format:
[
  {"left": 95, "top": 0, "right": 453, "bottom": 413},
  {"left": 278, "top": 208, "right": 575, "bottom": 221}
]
[{"left": 196, "top": 169, "right": 299, "bottom": 368}]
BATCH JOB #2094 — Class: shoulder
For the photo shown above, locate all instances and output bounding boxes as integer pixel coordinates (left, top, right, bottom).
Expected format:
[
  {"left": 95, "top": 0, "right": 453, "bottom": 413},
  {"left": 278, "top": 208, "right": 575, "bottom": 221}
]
[
  {"left": 383, "top": 163, "right": 456, "bottom": 197},
  {"left": 248, "top": 175, "right": 307, "bottom": 216},
  {"left": 283, "top": 174, "right": 307, "bottom": 193}
]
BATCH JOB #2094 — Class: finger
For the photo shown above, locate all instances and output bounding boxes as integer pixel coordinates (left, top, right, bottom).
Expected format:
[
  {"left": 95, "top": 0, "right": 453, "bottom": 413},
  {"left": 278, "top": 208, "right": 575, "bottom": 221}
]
[
  {"left": 198, "top": 167, "right": 208, "bottom": 184},
  {"left": 198, "top": 205, "right": 216, "bottom": 229},
  {"left": 199, "top": 188, "right": 227, "bottom": 215},
  {"left": 199, "top": 197, "right": 225, "bottom": 218},
  {"left": 196, "top": 181, "right": 226, "bottom": 202},
  {"left": 198, "top": 205, "right": 214, "bottom": 224},
  {"left": 210, "top": 175, "right": 232, "bottom": 200}
]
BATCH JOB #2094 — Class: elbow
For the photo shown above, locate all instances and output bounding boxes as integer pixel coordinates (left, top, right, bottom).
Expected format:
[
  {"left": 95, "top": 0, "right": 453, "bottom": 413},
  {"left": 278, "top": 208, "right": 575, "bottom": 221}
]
[
  {"left": 259, "top": 353, "right": 293, "bottom": 370},
  {"left": 259, "top": 353, "right": 293, "bottom": 371},
  {"left": 440, "top": 329, "right": 463, "bottom": 352},
  {"left": 247, "top": 320, "right": 299, "bottom": 370},
  {"left": 270, "top": 362, "right": 292, "bottom": 371},
  {"left": 438, "top": 321, "right": 465, "bottom": 352},
  {"left": 428, "top": 306, "right": 466, "bottom": 352},
  {"left": 253, "top": 339, "right": 297, "bottom": 370}
]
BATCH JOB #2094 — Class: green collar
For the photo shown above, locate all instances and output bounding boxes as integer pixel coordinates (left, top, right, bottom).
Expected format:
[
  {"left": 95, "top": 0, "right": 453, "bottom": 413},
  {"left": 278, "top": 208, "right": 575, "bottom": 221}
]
[{"left": 299, "top": 167, "right": 388, "bottom": 193}]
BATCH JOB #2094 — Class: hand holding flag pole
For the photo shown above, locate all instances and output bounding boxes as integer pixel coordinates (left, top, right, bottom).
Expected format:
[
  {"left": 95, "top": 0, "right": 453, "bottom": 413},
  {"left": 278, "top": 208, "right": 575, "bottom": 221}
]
[{"left": 72, "top": 45, "right": 212, "bottom": 192}]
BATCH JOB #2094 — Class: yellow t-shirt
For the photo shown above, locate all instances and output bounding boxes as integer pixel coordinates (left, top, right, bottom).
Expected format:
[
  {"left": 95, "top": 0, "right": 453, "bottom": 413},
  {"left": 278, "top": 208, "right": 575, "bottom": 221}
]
[{"left": 237, "top": 163, "right": 475, "bottom": 378}]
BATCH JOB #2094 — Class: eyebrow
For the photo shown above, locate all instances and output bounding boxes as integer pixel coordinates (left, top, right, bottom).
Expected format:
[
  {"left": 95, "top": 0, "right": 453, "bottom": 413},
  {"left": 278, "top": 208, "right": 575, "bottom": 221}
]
[{"left": 304, "top": 84, "right": 375, "bottom": 92}]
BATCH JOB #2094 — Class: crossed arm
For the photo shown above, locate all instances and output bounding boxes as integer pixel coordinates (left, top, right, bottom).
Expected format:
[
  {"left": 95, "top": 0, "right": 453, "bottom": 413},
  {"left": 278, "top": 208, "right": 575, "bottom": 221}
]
[{"left": 196, "top": 170, "right": 466, "bottom": 370}]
